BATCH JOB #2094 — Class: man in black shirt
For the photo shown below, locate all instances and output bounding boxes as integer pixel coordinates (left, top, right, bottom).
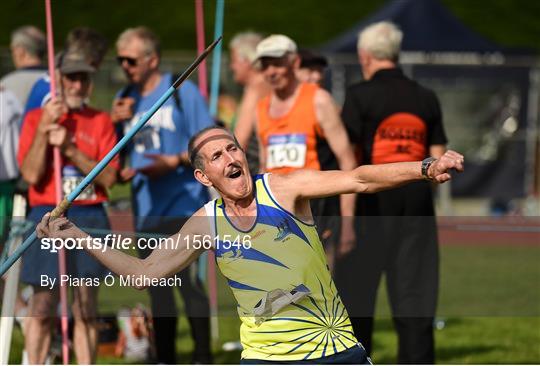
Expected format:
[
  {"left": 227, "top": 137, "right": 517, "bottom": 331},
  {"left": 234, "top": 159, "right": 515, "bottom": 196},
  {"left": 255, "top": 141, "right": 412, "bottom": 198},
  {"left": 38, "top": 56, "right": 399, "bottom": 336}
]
[{"left": 337, "top": 21, "right": 448, "bottom": 364}]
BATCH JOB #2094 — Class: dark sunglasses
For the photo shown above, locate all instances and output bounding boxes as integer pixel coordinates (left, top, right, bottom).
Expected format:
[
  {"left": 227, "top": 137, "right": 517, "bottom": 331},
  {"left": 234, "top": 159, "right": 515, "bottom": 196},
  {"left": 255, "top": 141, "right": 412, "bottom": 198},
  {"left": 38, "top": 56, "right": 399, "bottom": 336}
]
[
  {"left": 259, "top": 57, "right": 290, "bottom": 71},
  {"left": 116, "top": 56, "right": 138, "bottom": 67}
]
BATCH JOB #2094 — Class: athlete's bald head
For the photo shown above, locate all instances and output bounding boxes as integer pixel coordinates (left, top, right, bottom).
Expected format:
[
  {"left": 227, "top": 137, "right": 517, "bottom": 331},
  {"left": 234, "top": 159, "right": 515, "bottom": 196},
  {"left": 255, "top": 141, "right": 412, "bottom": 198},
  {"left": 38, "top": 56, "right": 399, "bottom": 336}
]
[{"left": 188, "top": 126, "right": 242, "bottom": 170}]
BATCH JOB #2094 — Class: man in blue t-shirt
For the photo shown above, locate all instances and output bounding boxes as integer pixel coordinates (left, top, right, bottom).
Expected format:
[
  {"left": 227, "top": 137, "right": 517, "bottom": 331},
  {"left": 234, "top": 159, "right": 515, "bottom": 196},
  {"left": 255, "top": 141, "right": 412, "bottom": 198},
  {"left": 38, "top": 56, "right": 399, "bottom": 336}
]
[{"left": 111, "top": 26, "right": 213, "bottom": 364}]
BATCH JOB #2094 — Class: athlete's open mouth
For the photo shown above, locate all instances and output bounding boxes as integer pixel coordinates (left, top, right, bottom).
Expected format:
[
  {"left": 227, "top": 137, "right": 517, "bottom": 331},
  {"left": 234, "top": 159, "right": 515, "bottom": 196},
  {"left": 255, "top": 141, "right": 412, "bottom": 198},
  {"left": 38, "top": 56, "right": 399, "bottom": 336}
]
[{"left": 228, "top": 169, "right": 242, "bottom": 179}]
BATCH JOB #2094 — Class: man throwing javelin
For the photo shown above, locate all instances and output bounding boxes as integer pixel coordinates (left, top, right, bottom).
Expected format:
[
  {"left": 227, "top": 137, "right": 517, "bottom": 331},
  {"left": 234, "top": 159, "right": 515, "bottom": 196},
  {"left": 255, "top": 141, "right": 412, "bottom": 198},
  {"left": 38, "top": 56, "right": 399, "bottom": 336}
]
[{"left": 36, "top": 126, "right": 464, "bottom": 364}]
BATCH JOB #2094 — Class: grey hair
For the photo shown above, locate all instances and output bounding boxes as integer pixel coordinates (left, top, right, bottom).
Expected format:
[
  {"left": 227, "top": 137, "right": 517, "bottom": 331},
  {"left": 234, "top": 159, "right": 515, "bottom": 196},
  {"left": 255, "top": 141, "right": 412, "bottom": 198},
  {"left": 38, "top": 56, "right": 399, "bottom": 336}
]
[
  {"left": 357, "top": 21, "right": 403, "bottom": 62},
  {"left": 229, "top": 31, "right": 264, "bottom": 63},
  {"left": 116, "top": 26, "right": 161, "bottom": 58},
  {"left": 10, "top": 26, "right": 46, "bottom": 60}
]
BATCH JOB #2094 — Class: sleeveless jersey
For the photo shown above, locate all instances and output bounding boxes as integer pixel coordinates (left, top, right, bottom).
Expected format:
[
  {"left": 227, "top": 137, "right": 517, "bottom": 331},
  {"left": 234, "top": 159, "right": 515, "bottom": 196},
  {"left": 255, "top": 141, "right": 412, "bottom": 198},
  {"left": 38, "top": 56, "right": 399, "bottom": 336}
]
[
  {"left": 207, "top": 174, "right": 357, "bottom": 361},
  {"left": 257, "top": 83, "right": 323, "bottom": 174}
]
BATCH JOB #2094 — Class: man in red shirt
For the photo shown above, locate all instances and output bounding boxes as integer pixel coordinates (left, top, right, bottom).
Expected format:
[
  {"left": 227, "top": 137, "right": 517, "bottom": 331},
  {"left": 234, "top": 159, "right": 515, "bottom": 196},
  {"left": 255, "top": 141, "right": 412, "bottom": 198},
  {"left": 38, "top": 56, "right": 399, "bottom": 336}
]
[{"left": 17, "top": 51, "right": 118, "bottom": 364}]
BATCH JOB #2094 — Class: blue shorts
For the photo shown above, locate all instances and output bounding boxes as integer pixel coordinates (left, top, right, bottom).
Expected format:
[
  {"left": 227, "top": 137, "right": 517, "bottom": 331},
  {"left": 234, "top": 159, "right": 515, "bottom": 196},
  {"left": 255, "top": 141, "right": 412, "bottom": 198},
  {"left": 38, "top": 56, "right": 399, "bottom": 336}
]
[
  {"left": 21, "top": 204, "right": 110, "bottom": 286},
  {"left": 241, "top": 343, "right": 372, "bottom": 364}
]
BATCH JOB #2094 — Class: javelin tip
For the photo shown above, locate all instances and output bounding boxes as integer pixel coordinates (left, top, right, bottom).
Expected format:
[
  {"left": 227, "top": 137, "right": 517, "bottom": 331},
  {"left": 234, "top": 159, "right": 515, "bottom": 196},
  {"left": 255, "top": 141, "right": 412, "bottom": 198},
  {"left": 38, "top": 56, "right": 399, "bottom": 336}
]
[{"left": 172, "top": 36, "right": 223, "bottom": 89}]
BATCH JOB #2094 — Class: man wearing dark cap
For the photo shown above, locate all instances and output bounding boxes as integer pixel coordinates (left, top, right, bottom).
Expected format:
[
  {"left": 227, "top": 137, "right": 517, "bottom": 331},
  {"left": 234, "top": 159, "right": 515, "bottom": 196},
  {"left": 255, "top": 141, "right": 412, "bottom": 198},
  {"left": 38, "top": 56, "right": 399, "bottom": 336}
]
[
  {"left": 17, "top": 51, "right": 119, "bottom": 364},
  {"left": 23, "top": 27, "right": 108, "bottom": 114},
  {"left": 296, "top": 49, "right": 328, "bottom": 86}
]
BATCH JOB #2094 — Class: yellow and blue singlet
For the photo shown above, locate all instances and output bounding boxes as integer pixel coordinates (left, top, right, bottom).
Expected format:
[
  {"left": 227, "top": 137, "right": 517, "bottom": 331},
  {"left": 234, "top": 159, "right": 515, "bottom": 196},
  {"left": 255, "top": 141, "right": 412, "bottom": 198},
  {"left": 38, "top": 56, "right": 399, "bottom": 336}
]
[{"left": 205, "top": 174, "right": 357, "bottom": 361}]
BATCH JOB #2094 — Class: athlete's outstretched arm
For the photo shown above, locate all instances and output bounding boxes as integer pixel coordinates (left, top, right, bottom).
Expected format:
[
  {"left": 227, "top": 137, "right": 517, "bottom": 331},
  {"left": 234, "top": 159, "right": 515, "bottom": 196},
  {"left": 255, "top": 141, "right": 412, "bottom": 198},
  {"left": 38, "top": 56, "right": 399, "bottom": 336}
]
[
  {"left": 275, "top": 150, "right": 464, "bottom": 201},
  {"left": 36, "top": 208, "right": 209, "bottom": 287}
]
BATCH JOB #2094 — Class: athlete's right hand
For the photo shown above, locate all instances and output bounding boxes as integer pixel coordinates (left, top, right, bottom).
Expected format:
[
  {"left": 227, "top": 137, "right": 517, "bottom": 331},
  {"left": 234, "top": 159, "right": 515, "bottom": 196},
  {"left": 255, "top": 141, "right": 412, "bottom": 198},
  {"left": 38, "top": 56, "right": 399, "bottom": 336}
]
[
  {"left": 39, "top": 99, "right": 68, "bottom": 130},
  {"left": 36, "top": 213, "right": 86, "bottom": 240},
  {"left": 111, "top": 97, "right": 135, "bottom": 124}
]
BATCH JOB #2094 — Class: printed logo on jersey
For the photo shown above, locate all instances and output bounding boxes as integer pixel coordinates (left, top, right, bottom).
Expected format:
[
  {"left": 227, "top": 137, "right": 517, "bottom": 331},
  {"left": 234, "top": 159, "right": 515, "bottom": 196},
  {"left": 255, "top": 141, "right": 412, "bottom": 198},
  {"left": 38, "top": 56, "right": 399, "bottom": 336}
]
[
  {"left": 126, "top": 105, "right": 176, "bottom": 153},
  {"left": 274, "top": 218, "right": 293, "bottom": 242},
  {"left": 126, "top": 105, "right": 176, "bottom": 132},
  {"left": 220, "top": 247, "right": 244, "bottom": 263},
  {"left": 133, "top": 125, "right": 160, "bottom": 153},
  {"left": 372, "top": 112, "right": 427, "bottom": 164},
  {"left": 266, "top": 133, "right": 307, "bottom": 169}
]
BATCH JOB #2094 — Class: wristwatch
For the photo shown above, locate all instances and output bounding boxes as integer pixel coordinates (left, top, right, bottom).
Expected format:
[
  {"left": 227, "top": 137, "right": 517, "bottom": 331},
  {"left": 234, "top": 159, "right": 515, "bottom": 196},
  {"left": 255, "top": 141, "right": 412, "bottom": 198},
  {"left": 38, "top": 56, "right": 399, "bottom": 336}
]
[{"left": 421, "top": 157, "right": 436, "bottom": 180}]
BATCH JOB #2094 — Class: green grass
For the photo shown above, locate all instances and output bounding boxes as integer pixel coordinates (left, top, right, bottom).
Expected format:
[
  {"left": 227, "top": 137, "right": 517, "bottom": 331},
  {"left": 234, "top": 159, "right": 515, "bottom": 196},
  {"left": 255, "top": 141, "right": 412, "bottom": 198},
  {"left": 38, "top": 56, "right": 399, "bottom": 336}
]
[
  {"left": 374, "top": 245, "right": 540, "bottom": 318},
  {"left": 370, "top": 244, "right": 540, "bottom": 363},
  {"left": 7, "top": 244, "right": 540, "bottom": 364},
  {"left": 371, "top": 317, "right": 540, "bottom": 364}
]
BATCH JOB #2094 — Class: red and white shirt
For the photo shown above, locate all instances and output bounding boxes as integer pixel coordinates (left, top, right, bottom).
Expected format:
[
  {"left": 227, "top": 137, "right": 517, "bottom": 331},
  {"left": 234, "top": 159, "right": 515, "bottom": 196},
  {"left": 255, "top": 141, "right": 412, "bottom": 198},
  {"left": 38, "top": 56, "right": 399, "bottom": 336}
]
[{"left": 18, "top": 106, "right": 119, "bottom": 207}]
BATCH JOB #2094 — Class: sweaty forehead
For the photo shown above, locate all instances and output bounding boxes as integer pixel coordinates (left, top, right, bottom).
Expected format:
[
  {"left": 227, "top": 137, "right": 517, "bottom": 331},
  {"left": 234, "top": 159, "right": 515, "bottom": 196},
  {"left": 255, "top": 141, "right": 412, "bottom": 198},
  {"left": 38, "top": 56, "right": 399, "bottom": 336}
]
[{"left": 193, "top": 132, "right": 236, "bottom": 157}]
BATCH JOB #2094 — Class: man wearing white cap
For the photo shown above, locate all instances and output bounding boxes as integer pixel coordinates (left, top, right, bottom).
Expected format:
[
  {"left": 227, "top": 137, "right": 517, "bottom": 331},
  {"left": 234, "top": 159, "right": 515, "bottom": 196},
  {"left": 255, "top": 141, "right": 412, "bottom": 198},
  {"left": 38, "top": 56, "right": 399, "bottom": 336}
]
[{"left": 254, "top": 34, "right": 357, "bottom": 266}]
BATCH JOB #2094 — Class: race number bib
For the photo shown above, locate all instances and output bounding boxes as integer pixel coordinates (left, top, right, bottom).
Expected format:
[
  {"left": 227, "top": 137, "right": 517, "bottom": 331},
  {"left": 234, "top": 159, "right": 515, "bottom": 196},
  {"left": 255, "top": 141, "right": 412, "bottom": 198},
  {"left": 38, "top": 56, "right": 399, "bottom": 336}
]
[
  {"left": 62, "top": 165, "right": 96, "bottom": 201},
  {"left": 266, "top": 134, "right": 307, "bottom": 169}
]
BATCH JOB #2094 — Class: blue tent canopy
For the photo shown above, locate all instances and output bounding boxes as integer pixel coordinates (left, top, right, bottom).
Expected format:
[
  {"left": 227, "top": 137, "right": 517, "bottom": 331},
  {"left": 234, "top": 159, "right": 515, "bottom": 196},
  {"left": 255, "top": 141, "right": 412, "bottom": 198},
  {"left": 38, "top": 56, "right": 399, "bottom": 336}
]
[{"left": 321, "top": 0, "right": 503, "bottom": 53}]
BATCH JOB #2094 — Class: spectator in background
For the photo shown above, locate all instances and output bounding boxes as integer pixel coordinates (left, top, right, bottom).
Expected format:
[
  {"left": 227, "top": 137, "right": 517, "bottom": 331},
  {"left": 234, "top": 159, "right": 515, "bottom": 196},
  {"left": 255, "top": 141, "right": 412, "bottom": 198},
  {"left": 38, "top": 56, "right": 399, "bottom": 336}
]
[
  {"left": 0, "top": 26, "right": 46, "bottom": 345},
  {"left": 337, "top": 21, "right": 448, "bottom": 364},
  {"left": 0, "top": 87, "right": 22, "bottom": 244},
  {"left": 111, "top": 26, "right": 213, "bottom": 364},
  {"left": 0, "top": 26, "right": 47, "bottom": 108},
  {"left": 296, "top": 49, "right": 328, "bottom": 86},
  {"left": 17, "top": 51, "right": 119, "bottom": 364},
  {"left": 64, "top": 26, "right": 109, "bottom": 68},
  {"left": 24, "top": 27, "right": 108, "bottom": 114},
  {"left": 228, "top": 31, "right": 271, "bottom": 174},
  {"left": 0, "top": 87, "right": 24, "bottom": 337},
  {"left": 254, "top": 34, "right": 357, "bottom": 269}
]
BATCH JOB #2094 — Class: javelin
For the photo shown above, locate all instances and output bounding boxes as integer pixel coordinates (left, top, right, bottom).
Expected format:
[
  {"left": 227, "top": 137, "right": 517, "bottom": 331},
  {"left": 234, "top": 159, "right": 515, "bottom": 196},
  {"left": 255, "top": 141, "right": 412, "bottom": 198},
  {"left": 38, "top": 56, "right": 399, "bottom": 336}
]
[{"left": 0, "top": 36, "right": 223, "bottom": 277}]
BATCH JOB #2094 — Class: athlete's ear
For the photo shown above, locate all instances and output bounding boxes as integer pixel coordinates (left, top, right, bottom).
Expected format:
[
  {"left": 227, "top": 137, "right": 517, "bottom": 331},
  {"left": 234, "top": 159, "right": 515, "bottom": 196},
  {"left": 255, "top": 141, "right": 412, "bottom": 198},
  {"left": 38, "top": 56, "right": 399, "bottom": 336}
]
[{"left": 194, "top": 168, "right": 212, "bottom": 188}]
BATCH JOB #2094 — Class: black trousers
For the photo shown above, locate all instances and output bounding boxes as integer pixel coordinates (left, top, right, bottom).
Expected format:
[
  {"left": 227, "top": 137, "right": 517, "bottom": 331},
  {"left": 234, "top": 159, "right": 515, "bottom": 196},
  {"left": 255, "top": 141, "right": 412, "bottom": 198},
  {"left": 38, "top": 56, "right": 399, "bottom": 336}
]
[
  {"left": 335, "top": 182, "right": 438, "bottom": 364},
  {"left": 138, "top": 218, "right": 212, "bottom": 364}
]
